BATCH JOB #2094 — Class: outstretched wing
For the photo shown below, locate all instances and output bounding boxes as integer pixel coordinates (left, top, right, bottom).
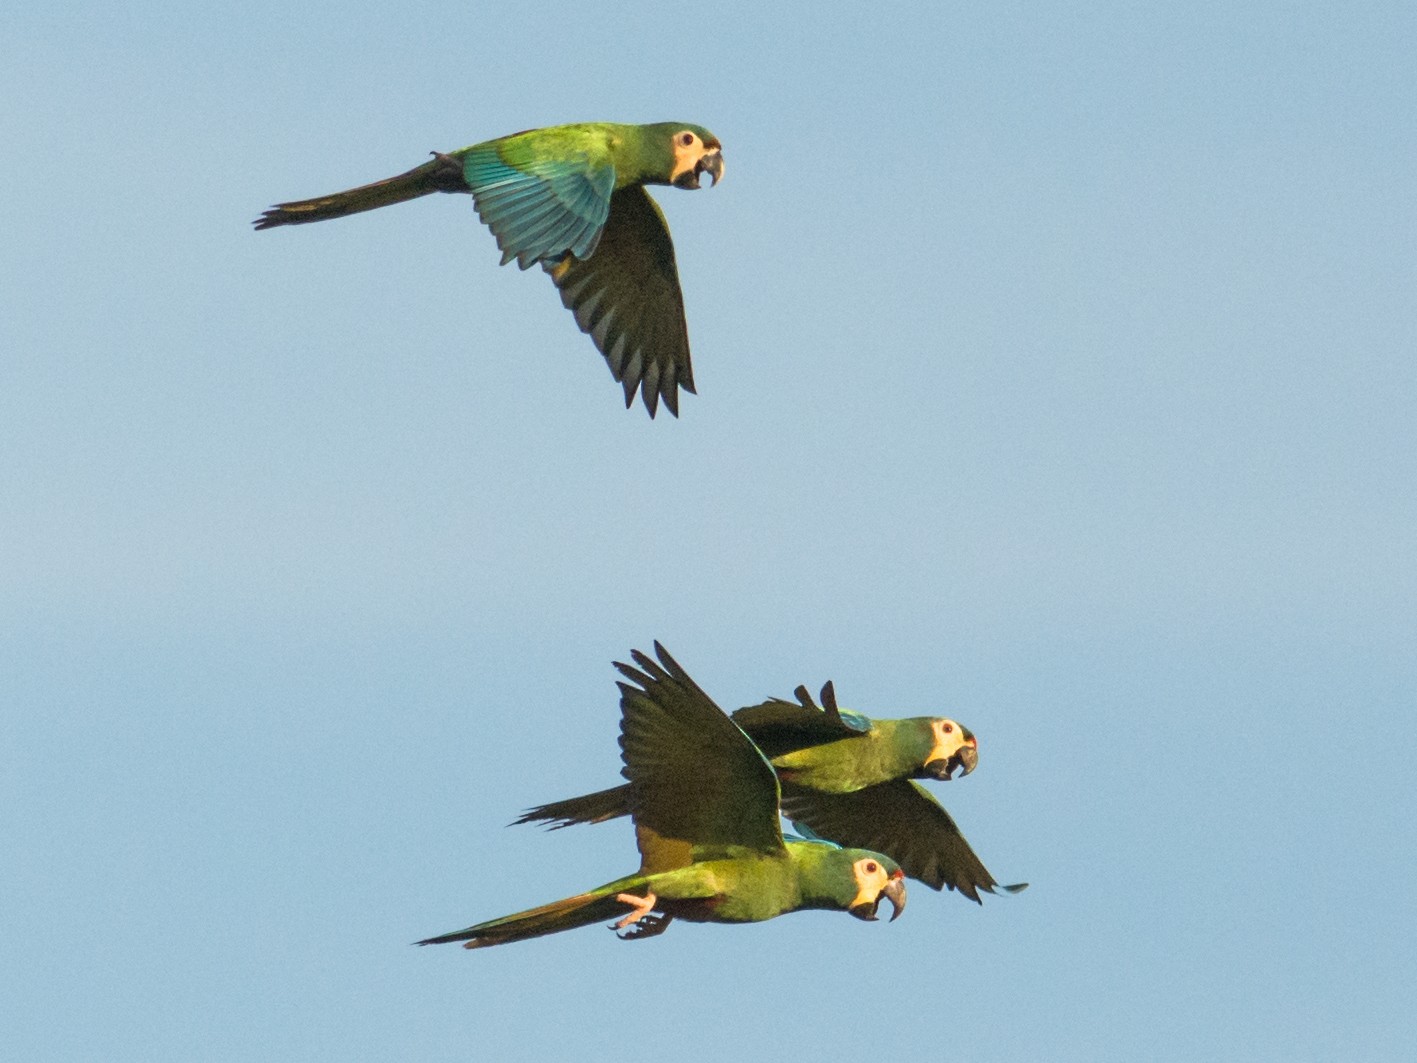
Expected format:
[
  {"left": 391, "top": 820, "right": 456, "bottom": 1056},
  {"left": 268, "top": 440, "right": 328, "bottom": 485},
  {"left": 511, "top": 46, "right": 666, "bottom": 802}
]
[
  {"left": 617, "top": 643, "right": 783, "bottom": 870},
  {"left": 779, "top": 779, "right": 1026, "bottom": 902},
  {"left": 545, "top": 186, "right": 695, "bottom": 418}
]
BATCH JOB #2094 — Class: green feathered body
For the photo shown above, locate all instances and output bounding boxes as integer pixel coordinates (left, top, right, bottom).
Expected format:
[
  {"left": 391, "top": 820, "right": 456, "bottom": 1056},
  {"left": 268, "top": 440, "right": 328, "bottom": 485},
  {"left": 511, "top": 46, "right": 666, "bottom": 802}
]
[
  {"left": 477, "top": 122, "right": 706, "bottom": 190},
  {"left": 771, "top": 717, "right": 936, "bottom": 791},
  {"left": 417, "top": 842, "right": 890, "bottom": 949}
]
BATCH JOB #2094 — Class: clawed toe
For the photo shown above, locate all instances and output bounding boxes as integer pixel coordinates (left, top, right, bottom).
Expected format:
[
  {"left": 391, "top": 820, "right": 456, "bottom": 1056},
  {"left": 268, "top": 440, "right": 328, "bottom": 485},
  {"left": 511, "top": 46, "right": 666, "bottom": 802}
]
[{"left": 616, "top": 913, "right": 672, "bottom": 940}]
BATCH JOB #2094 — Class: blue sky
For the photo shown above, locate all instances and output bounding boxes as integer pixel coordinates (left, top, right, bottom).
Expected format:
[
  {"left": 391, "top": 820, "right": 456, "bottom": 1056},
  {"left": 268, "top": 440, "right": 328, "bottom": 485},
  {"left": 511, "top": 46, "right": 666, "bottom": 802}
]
[{"left": 4, "top": 2, "right": 1414, "bottom": 1060}]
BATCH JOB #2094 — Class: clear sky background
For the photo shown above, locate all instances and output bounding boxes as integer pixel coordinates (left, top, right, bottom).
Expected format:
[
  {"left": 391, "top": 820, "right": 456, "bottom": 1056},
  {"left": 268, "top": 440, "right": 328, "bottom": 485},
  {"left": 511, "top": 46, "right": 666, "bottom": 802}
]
[{"left": 4, "top": 2, "right": 1414, "bottom": 1060}]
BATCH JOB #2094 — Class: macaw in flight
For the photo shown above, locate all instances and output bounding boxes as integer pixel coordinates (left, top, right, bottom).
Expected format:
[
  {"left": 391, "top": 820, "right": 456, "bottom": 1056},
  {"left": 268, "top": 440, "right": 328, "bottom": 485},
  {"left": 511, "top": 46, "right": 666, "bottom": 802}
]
[{"left": 256, "top": 122, "right": 723, "bottom": 417}]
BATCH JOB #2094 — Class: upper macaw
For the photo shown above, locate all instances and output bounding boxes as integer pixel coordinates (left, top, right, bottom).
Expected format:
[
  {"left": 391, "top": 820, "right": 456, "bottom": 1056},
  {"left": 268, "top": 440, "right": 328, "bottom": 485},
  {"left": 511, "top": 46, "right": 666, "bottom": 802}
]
[
  {"left": 418, "top": 644, "right": 906, "bottom": 949},
  {"left": 254, "top": 122, "right": 724, "bottom": 418},
  {"left": 518, "top": 680, "right": 1026, "bottom": 902}
]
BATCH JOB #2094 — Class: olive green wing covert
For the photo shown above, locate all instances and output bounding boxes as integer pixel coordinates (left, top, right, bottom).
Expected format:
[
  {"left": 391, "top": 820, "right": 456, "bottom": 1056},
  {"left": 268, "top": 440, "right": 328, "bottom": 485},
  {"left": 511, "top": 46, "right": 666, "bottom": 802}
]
[
  {"left": 779, "top": 778, "right": 1026, "bottom": 902},
  {"left": 546, "top": 186, "right": 695, "bottom": 417},
  {"left": 617, "top": 643, "right": 783, "bottom": 863}
]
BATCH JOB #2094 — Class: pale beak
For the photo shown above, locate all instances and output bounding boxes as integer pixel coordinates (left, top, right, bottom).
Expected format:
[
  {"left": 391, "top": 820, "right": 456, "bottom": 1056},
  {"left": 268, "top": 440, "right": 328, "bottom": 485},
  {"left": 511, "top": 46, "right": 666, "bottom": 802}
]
[
  {"left": 882, "top": 871, "right": 907, "bottom": 922},
  {"left": 698, "top": 148, "right": 724, "bottom": 187}
]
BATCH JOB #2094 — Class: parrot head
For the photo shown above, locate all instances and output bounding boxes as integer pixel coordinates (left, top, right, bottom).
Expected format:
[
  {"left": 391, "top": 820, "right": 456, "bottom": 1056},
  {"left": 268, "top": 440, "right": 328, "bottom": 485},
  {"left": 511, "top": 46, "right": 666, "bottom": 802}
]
[
  {"left": 666, "top": 125, "right": 724, "bottom": 189},
  {"left": 922, "top": 718, "right": 978, "bottom": 781},
  {"left": 845, "top": 852, "right": 908, "bottom": 922}
]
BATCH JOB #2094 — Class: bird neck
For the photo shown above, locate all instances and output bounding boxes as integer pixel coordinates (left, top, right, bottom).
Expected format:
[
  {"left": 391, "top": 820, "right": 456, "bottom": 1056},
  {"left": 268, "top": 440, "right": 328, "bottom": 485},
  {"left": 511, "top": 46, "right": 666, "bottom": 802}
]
[
  {"left": 787, "top": 841, "right": 859, "bottom": 911},
  {"left": 612, "top": 123, "right": 679, "bottom": 185},
  {"left": 875, "top": 717, "right": 936, "bottom": 771}
]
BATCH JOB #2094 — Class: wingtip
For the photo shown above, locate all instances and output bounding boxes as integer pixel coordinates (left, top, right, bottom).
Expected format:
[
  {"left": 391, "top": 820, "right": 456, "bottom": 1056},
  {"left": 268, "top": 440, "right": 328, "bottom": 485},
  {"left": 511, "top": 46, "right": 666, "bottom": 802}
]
[
  {"left": 650, "top": 641, "right": 683, "bottom": 676},
  {"left": 659, "top": 382, "right": 681, "bottom": 418}
]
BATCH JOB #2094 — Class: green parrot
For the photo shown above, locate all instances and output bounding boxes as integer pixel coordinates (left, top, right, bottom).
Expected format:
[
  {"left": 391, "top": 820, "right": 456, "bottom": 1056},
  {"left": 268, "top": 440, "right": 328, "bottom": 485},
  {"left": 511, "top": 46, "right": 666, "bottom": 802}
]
[
  {"left": 418, "top": 644, "right": 907, "bottom": 949},
  {"left": 518, "top": 680, "right": 1026, "bottom": 903},
  {"left": 254, "top": 122, "right": 724, "bottom": 417}
]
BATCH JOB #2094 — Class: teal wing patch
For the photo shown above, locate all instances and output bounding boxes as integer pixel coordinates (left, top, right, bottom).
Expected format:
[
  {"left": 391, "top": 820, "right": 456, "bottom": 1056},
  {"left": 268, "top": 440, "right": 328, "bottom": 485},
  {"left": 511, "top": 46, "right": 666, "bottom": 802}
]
[
  {"left": 779, "top": 779, "right": 1027, "bottom": 902},
  {"left": 544, "top": 186, "right": 696, "bottom": 418},
  {"left": 461, "top": 146, "right": 615, "bottom": 269},
  {"left": 616, "top": 643, "right": 784, "bottom": 859}
]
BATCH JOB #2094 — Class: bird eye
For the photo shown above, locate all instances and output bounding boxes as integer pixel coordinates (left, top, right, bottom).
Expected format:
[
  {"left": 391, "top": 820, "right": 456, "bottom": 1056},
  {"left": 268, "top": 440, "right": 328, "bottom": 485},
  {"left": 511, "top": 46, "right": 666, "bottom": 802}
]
[
  {"left": 865, "top": 861, "right": 878, "bottom": 874},
  {"left": 942, "top": 723, "right": 954, "bottom": 734},
  {"left": 679, "top": 132, "right": 695, "bottom": 146}
]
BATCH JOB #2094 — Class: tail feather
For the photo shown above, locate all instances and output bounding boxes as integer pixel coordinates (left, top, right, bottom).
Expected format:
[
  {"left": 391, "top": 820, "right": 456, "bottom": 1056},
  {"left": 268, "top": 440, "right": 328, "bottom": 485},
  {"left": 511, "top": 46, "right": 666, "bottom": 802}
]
[
  {"left": 512, "top": 783, "right": 635, "bottom": 829},
  {"left": 253, "top": 152, "right": 469, "bottom": 230},
  {"left": 417, "top": 887, "right": 636, "bottom": 949}
]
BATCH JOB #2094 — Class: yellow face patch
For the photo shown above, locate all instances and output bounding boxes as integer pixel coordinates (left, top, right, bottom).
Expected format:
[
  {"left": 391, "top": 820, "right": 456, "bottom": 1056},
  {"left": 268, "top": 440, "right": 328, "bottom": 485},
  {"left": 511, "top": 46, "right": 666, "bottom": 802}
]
[
  {"left": 928, "top": 718, "right": 970, "bottom": 765},
  {"left": 849, "top": 856, "right": 891, "bottom": 909},
  {"left": 669, "top": 130, "right": 714, "bottom": 184}
]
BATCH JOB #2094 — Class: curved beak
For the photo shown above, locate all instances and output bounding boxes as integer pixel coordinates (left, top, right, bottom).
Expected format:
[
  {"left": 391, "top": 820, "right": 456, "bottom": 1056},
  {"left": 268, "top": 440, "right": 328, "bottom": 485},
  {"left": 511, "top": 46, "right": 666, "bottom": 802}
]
[
  {"left": 925, "top": 742, "right": 978, "bottom": 781},
  {"left": 882, "top": 870, "right": 907, "bottom": 921},
  {"left": 677, "top": 146, "right": 719, "bottom": 189},
  {"left": 698, "top": 148, "right": 724, "bottom": 187},
  {"left": 848, "top": 869, "right": 908, "bottom": 922},
  {"left": 671, "top": 147, "right": 724, "bottom": 190}
]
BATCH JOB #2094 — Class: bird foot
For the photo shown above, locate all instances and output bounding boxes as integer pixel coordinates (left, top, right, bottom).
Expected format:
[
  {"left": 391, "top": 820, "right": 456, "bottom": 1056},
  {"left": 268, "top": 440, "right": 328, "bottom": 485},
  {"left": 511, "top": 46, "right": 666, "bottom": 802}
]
[
  {"left": 616, "top": 913, "right": 673, "bottom": 941},
  {"left": 425, "top": 151, "right": 470, "bottom": 193},
  {"left": 611, "top": 891, "right": 672, "bottom": 939},
  {"left": 611, "top": 892, "right": 672, "bottom": 940}
]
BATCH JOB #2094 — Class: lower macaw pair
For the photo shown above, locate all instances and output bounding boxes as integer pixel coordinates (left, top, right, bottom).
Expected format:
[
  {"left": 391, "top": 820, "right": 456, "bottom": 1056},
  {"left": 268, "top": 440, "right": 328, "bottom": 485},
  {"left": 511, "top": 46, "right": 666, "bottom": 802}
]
[
  {"left": 518, "top": 678, "right": 1026, "bottom": 902},
  {"left": 419, "top": 645, "right": 1023, "bottom": 950}
]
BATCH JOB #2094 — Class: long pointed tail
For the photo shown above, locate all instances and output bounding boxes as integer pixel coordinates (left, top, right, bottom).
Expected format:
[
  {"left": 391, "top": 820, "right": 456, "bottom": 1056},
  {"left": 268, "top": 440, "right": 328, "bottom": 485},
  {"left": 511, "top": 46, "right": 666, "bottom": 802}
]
[
  {"left": 512, "top": 783, "right": 635, "bottom": 829},
  {"left": 417, "top": 886, "right": 638, "bottom": 950},
  {"left": 253, "top": 152, "right": 468, "bottom": 230}
]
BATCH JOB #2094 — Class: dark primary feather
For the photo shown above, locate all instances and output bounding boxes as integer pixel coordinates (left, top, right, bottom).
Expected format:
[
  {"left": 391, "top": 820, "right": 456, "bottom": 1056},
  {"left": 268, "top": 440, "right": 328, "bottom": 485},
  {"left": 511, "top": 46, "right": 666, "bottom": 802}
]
[
  {"left": 546, "top": 186, "right": 695, "bottom": 417},
  {"left": 779, "top": 778, "right": 1027, "bottom": 902},
  {"left": 616, "top": 643, "right": 782, "bottom": 858}
]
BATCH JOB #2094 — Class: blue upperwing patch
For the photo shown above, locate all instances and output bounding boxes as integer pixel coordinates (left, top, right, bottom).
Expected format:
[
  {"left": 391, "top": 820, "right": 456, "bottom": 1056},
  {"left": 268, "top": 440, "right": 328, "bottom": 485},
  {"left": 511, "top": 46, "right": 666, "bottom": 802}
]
[{"left": 462, "top": 147, "right": 615, "bottom": 270}]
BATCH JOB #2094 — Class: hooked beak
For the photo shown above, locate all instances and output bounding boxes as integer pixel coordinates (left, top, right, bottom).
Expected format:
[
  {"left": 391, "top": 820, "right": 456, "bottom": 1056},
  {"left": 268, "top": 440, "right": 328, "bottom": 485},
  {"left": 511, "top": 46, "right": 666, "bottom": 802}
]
[
  {"left": 674, "top": 147, "right": 724, "bottom": 189},
  {"left": 848, "top": 870, "right": 908, "bottom": 922},
  {"left": 924, "top": 742, "right": 978, "bottom": 781},
  {"left": 882, "top": 870, "right": 907, "bottom": 921},
  {"left": 699, "top": 148, "right": 724, "bottom": 187}
]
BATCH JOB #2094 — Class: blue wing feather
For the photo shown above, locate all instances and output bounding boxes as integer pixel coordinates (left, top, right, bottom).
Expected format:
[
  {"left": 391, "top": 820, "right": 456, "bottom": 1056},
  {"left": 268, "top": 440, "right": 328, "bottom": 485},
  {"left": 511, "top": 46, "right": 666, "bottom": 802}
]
[{"left": 461, "top": 147, "right": 614, "bottom": 269}]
